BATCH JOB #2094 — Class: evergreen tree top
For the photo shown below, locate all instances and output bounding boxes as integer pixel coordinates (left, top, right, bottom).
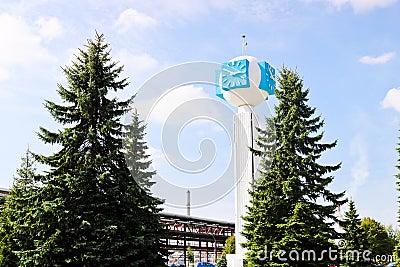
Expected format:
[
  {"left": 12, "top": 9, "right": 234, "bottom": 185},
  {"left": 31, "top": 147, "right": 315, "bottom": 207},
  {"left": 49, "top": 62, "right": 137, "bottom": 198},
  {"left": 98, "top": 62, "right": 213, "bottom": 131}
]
[
  {"left": 13, "top": 147, "right": 36, "bottom": 190},
  {"left": 124, "top": 110, "right": 156, "bottom": 192},
  {"left": 344, "top": 199, "right": 360, "bottom": 221},
  {"left": 12, "top": 32, "right": 166, "bottom": 266},
  {"left": 37, "top": 32, "right": 133, "bottom": 175}
]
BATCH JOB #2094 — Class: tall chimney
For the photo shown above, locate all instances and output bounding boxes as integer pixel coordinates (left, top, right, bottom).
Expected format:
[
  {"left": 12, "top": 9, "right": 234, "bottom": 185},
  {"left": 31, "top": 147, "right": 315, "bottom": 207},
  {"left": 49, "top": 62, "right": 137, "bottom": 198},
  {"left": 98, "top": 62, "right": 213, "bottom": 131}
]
[{"left": 186, "top": 190, "right": 191, "bottom": 216}]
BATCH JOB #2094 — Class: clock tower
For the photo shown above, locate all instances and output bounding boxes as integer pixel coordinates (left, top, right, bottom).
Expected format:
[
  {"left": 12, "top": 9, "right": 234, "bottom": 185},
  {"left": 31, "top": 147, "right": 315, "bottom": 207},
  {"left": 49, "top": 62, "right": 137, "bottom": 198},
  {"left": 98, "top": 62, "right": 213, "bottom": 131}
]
[{"left": 216, "top": 54, "right": 276, "bottom": 267}]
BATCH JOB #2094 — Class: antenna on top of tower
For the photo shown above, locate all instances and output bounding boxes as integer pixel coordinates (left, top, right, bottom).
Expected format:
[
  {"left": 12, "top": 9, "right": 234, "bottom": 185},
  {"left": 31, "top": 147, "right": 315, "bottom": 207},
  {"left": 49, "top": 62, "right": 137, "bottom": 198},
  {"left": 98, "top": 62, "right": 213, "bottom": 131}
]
[{"left": 242, "top": 35, "right": 247, "bottom": 56}]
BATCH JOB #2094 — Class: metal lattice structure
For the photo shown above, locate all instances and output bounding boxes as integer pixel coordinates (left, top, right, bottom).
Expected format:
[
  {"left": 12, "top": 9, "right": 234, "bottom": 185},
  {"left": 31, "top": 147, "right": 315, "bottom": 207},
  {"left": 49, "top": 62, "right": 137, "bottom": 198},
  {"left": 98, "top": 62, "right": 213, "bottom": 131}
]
[
  {"left": 0, "top": 188, "right": 9, "bottom": 196},
  {"left": 0, "top": 188, "right": 235, "bottom": 265},
  {"left": 161, "top": 213, "right": 235, "bottom": 265}
]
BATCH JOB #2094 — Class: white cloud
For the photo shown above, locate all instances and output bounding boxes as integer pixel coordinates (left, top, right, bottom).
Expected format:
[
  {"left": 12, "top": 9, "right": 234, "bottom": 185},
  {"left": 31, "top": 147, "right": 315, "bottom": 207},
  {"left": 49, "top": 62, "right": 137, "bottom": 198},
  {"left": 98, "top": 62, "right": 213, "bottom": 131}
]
[
  {"left": 381, "top": 88, "right": 400, "bottom": 112},
  {"left": 0, "top": 84, "right": 14, "bottom": 100},
  {"left": 35, "top": 17, "right": 62, "bottom": 41},
  {"left": 64, "top": 48, "right": 81, "bottom": 66},
  {"left": 125, "top": 0, "right": 284, "bottom": 22},
  {"left": 344, "top": 0, "right": 397, "bottom": 13},
  {"left": 146, "top": 146, "right": 165, "bottom": 161},
  {"left": 151, "top": 0, "right": 220, "bottom": 19},
  {"left": 117, "top": 51, "right": 158, "bottom": 73},
  {"left": 118, "top": 0, "right": 290, "bottom": 25},
  {"left": 126, "top": 0, "right": 214, "bottom": 20},
  {"left": 349, "top": 135, "right": 369, "bottom": 197},
  {"left": 0, "top": 67, "right": 9, "bottom": 81},
  {"left": 148, "top": 85, "right": 209, "bottom": 123},
  {"left": 359, "top": 52, "right": 396, "bottom": 65},
  {"left": 0, "top": 13, "right": 56, "bottom": 81},
  {"left": 115, "top": 50, "right": 160, "bottom": 84},
  {"left": 196, "top": 129, "right": 205, "bottom": 136},
  {"left": 115, "top": 9, "right": 157, "bottom": 33},
  {"left": 305, "top": 0, "right": 397, "bottom": 13}
]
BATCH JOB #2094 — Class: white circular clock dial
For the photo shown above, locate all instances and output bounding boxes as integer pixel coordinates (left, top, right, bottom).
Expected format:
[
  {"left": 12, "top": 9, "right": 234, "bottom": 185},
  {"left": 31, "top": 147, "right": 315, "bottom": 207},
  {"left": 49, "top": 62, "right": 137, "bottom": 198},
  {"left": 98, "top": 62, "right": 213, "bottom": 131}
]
[{"left": 220, "top": 55, "right": 270, "bottom": 107}]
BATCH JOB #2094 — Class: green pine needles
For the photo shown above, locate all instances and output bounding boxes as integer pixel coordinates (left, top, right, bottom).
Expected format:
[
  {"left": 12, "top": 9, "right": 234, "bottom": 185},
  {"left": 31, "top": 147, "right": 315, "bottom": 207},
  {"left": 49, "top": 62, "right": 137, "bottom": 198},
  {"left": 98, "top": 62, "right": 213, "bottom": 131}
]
[
  {"left": 3, "top": 33, "right": 165, "bottom": 266},
  {"left": 0, "top": 148, "right": 38, "bottom": 267},
  {"left": 243, "top": 67, "right": 346, "bottom": 267},
  {"left": 342, "top": 200, "right": 369, "bottom": 266},
  {"left": 124, "top": 110, "right": 156, "bottom": 192}
]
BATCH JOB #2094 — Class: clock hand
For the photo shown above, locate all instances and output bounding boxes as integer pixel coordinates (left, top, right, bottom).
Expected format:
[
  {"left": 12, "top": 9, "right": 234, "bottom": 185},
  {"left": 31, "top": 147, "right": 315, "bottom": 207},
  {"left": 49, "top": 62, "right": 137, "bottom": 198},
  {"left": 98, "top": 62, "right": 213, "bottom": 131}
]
[{"left": 224, "top": 69, "right": 241, "bottom": 75}]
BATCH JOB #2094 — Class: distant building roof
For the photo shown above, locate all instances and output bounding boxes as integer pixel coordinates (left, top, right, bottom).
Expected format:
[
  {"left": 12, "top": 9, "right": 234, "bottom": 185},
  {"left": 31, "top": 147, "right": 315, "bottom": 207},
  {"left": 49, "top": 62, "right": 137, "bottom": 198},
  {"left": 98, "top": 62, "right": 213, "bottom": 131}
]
[{"left": 0, "top": 188, "right": 9, "bottom": 195}]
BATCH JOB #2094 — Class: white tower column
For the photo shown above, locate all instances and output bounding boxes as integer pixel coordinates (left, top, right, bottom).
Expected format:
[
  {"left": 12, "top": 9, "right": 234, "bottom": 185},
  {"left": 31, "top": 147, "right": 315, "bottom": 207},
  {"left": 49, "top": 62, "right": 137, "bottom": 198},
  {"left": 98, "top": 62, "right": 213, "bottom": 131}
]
[
  {"left": 216, "top": 55, "right": 275, "bottom": 267},
  {"left": 230, "top": 104, "right": 258, "bottom": 267}
]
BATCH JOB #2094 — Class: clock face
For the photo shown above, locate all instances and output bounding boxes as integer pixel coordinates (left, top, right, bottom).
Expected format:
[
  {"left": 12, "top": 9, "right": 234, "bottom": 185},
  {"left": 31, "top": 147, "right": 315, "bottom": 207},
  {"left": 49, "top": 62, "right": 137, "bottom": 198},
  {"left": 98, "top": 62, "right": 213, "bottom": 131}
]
[
  {"left": 221, "top": 59, "right": 249, "bottom": 90},
  {"left": 258, "top": 61, "right": 276, "bottom": 95}
]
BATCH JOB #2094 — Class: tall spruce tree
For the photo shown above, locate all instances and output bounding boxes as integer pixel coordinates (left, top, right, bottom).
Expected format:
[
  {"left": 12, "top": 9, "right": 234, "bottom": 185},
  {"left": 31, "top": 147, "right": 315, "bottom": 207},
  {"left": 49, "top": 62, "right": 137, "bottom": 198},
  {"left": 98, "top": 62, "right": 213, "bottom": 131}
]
[
  {"left": 11, "top": 33, "right": 165, "bottom": 266},
  {"left": 243, "top": 67, "right": 346, "bottom": 267},
  {"left": 0, "top": 148, "right": 38, "bottom": 267},
  {"left": 342, "top": 199, "right": 368, "bottom": 266},
  {"left": 124, "top": 110, "right": 155, "bottom": 192}
]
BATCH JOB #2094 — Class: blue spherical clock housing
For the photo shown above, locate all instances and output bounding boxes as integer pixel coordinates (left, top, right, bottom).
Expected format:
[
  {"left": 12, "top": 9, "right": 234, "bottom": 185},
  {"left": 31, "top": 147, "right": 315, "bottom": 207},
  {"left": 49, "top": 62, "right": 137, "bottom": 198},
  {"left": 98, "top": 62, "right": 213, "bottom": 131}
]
[
  {"left": 216, "top": 56, "right": 275, "bottom": 107},
  {"left": 258, "top": 61, "right": 276, "bottom": 95}
]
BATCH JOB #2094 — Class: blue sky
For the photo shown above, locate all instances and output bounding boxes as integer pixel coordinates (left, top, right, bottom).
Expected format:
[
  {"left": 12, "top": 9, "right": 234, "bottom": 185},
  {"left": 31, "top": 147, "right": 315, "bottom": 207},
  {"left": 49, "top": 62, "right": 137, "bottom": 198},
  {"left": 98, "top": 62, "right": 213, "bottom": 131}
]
[{"left": 0, "top": 0, "right": 400, "bottom": 227}]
